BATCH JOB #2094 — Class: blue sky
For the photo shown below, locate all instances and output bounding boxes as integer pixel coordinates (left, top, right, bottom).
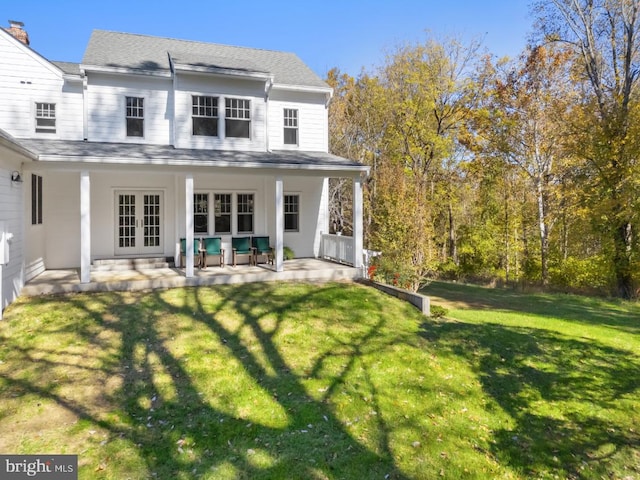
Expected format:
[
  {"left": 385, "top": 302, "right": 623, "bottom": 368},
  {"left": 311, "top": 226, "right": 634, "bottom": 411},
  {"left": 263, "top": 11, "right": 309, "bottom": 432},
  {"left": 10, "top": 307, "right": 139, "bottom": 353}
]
[{"left": 4, "top": 0, "right": 533, "bottom": 77}]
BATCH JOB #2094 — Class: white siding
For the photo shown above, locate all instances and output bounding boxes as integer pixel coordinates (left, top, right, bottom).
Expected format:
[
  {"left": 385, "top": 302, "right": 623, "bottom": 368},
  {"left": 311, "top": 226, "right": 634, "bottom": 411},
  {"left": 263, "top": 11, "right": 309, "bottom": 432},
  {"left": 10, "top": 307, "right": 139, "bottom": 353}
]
[
  {"left": 0, "top": 31, "right": 83, "bottom": 140},
  {"left": 174, "top": 74, "right": 266, "bottom": 151},
  {"left": 265, "top": 175, "right": 328, "bottom": 258},
  {"left": 90, "top": 171, "right": 176, "bottom": 260},
  {"left": 42, "top": 171, "right": 79, "bottom": 269},
  {"left": 268, "top": 90, "right": 328, "bottom": 152},
  {"left": 0, "top": 147, "right": 25, "bottom": 316},
  {"left": 86, "top": 73, "right": 172, "bottom": 144}
]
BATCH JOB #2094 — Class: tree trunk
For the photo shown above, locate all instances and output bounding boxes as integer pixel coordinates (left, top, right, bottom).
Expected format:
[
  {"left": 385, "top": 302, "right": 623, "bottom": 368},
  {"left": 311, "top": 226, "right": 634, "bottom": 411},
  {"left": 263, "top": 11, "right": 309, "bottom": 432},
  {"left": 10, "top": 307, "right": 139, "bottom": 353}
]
[
  {"left": 613, "top": 220, "right": 635, "bottom": 299},
  {"left": 447, "top": 200, "right": 458, "bottom": 264},
  {"left": 536, "top": 178, "right": 549, "bottom": 286}
]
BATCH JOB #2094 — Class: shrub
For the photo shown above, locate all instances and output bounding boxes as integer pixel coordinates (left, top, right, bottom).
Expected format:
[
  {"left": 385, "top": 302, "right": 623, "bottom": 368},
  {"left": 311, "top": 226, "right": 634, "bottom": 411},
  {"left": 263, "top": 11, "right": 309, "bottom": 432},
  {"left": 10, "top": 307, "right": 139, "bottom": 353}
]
[
  {"left": 283, "top": 246, "right": 295, "bottom": 260},
  {"left": 549, "top": 255, "right": 611, "bottom": 292},
  {"left": 429, "top": 305, "right": 448, "bottom": 319}
]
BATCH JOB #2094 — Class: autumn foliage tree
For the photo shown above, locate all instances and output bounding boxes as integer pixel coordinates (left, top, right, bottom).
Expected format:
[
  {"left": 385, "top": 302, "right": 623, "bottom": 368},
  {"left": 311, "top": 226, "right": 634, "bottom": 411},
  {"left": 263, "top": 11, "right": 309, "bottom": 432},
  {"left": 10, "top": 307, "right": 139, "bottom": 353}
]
[
  {"left": 484, "top": 45, "right": 574, "bottom": 286},
  {"left": 535, "top": 0, "right": 640, "bottom": 298},
  {"left": 327, "top": 16, "right": 640, "bottom": 298}
]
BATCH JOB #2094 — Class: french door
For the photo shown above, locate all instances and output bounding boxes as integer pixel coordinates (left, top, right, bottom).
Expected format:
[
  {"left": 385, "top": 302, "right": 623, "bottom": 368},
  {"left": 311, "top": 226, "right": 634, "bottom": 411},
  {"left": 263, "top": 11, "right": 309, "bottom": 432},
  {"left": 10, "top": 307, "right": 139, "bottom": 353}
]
[{"left": 115, "top": 191, "right": 163, "bottom": 255}]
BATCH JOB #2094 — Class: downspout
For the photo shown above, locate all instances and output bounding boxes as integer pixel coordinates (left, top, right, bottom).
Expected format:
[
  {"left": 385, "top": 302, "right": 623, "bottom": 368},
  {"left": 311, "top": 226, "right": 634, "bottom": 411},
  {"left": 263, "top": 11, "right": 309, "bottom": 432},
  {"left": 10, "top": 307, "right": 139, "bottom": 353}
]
[
  {"left": 324, "top": 89, "right": 333, "bottom": 152},
  {"left": 265, "top": 76, "right": 274, "bottom": 152},
  {"left": 81, "top": 68, "right": 88, "bottom": 140},
  {"left": 168, "top": 53, "right": 176, "bottom": 147}
]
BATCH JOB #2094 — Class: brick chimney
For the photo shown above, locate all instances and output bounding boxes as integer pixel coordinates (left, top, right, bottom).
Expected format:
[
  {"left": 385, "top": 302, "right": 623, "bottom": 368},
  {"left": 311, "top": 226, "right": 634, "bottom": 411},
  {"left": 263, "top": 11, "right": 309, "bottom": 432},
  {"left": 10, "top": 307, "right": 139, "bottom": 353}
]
[{"left": 4, "top": 20, "right": 30, "bottom": 46}]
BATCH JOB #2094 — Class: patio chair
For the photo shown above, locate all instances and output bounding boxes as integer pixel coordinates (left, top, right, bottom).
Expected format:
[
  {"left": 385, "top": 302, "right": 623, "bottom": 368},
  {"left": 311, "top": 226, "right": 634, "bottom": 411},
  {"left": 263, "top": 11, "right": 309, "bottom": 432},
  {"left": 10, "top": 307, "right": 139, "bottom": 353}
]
[
  {"left": 251, "top": 236, "right": 273, "bottom": 265},
  {"left": 180, "top": 238, "right": 201, "bottom": 268},
  {"left": 231, "top": 236, "right": 254, "bottom": 267},
  {"left": 202, "top": 237, "right": 225, "bottom": 268}
]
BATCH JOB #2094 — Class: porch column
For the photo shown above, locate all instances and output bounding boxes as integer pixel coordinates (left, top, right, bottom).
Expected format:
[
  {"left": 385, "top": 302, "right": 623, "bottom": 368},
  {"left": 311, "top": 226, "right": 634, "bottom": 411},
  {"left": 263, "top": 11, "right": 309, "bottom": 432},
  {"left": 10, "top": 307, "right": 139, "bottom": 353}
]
[
  {"left": 80, "top": 171, "right": 91, "bottom": 283},
  {"left": 274, "top": 176, "right": 284, "bottom": 272},
  {"left": 353, "top": 175, "right": 364, "bottom": 271},
  {"left": 185, "top": 174, "right": 195, "bottom": 278}
]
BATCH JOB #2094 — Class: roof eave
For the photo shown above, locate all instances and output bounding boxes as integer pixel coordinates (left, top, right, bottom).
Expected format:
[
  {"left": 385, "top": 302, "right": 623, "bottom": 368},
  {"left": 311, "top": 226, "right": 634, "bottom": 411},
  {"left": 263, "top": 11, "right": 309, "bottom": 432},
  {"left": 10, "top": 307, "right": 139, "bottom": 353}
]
[
  {"left": 271, "top": 83, "right": 333, "bottom": 94},
  {"left": 0, "top": 133, "right": 38, "bottom": 161},
  {"left": 173, "top": 63, "right": 274, "bottom": 82},
  {"left": 80, "top": 64, "right": 172, "bottom": 78},
  {"left": 34, "top": 154, "right": 369, "bottom": 173}
]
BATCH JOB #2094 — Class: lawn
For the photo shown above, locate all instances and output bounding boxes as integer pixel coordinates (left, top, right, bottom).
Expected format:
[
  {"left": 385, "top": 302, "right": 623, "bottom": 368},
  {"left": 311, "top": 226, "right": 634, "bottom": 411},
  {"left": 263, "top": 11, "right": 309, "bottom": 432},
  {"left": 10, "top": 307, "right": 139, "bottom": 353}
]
[{"left": 0, "top": 281, "right": 638, "bottom": 479}]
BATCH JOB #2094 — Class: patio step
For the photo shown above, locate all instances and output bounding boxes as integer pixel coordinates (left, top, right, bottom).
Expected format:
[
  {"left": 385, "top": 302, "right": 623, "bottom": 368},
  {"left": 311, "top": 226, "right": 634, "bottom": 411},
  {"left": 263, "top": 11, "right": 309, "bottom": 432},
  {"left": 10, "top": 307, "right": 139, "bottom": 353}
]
[{"left": 92, "top": 257, "right": 175, "bottom": 271}]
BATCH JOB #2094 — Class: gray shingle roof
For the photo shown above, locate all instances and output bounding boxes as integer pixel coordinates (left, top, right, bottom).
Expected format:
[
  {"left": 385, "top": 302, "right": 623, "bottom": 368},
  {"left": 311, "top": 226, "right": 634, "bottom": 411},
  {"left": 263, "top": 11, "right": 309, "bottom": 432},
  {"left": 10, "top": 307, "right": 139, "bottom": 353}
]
[
  {"left": 82, "top": 30, "right": 329, "bottom": 89},
  {"left": 51, "top": 61, "right": 81, "bottom": 76},
  {"left": 17, "top": 139, "right": 367, "bottom": 174}
]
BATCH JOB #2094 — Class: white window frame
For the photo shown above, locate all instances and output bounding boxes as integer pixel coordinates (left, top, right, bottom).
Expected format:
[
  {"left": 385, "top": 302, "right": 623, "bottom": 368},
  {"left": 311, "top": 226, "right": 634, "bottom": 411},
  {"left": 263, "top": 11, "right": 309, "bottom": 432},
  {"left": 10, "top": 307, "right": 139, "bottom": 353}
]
[
  {"left": 283, "top": 108, "right": 299, "bottom": 146},
  {"left": 192, "top": 95, "right": 219, "bottom": 137},
  {"left": 213, "top": 193, "right": 233, "bottom": 235},
  {"left": 35, "top": 102, "right": 56, "bottom": 134},
  {"left": 194, "top": 192, "right": 209, "bottom": 235},
  {"left": 236, "top": 193, "right": 254, "bottom": 234},
  {"left": 125, "top": 96, "right": 144, "bottom": 138},
  {"left": 225, "top": 97, "right": 251, "bottom": 139},
  {"left": 284, "top": 194, "right": 300, "bottom": 232},
  {"left": 31, "top": 174, "right": 43, "bottom": 225}
]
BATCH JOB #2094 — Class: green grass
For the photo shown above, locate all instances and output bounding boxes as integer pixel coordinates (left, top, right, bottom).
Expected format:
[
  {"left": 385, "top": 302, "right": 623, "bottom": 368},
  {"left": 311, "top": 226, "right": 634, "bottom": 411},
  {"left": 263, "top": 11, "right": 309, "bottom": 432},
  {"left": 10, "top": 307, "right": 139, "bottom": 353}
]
[{"left": 0, "top": 281, "right": 638, "bottom": 479}]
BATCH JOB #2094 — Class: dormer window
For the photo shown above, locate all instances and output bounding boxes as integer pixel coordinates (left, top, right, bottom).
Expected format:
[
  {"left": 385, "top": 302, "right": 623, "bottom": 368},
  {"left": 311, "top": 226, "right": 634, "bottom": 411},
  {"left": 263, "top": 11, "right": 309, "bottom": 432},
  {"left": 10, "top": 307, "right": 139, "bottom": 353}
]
[
  {"left": 35, "top": 103, "right": 55, "bottom": 134},
  {"left": 126, "top": 97, "right": 144, "bottom": 137},
  {"left": 192, "top": 96, "right": 218, "bottom": 136},
  {"left": 225, "top": 98, "right": 250, "bottom": 138}
]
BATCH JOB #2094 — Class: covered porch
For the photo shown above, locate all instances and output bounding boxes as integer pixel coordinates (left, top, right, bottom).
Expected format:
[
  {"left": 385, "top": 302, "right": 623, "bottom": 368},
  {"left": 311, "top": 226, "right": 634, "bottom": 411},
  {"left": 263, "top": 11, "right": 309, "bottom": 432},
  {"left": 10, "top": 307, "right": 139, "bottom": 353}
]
[
  {"left": 17, "top": 139, "right": 368, "bottom": 289},
  {"left": 21, "top": 258, "right": 360, "bottom": 297}
]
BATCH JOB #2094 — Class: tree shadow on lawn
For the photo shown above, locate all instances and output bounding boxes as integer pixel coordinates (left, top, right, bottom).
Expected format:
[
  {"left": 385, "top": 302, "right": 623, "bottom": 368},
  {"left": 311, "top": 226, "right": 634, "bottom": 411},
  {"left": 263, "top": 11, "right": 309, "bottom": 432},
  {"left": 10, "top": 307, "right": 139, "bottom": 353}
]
[
  {"left": 424, "top": 281, "right": 640, "bottom": 334},
  {"left": 2, "top": 283, "right": 412, "bottom": 479},
  {"left": 421, "top": 319, "right": 640, "bottom": 478}
]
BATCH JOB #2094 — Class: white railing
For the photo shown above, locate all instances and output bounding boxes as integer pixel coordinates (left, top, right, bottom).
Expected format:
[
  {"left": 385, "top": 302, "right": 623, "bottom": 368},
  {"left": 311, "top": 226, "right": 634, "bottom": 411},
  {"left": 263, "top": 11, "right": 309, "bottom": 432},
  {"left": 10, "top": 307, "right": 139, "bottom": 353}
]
[{"left": 321, "top": 234, "right": 355, "bottom": 266}]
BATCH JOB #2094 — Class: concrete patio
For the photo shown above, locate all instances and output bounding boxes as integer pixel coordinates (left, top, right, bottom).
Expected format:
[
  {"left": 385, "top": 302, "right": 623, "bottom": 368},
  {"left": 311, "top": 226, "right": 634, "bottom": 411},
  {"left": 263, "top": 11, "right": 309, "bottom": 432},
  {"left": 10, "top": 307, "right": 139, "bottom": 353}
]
[{"left": 21, "top": 258, "right": 361, "bottom": 297}]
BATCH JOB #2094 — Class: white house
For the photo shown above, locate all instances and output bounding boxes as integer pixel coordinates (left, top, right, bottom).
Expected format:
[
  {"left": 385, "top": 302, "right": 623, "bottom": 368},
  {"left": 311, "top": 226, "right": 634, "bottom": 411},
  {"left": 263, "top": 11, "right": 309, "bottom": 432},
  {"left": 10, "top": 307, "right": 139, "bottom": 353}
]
[{"left": 0, "top": 22, "right": 367, "bottom": 317}]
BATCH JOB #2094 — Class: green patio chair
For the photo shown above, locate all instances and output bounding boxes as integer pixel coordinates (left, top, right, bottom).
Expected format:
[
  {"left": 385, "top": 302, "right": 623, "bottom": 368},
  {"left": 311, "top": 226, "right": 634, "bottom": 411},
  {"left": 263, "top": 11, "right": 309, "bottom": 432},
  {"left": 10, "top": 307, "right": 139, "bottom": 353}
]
[
  {"left": 231, "top": 236, "right": 253, "bottom": 266},
  {"left": 251, "top": 236, "right": 273, "bottom": 265},
  {"left": 180, "top": 238, "right": 201, "bottom": 268},
  {"left": 202, "top": 237, "right": 225, "bottom": 268}
]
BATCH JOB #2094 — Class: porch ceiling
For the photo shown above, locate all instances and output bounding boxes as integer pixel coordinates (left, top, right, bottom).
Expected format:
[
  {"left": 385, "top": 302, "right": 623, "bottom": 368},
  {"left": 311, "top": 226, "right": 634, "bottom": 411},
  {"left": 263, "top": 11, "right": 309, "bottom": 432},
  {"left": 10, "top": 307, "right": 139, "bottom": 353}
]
[{"left": 17, "top": 138, "right": 369, "bottom": 175}]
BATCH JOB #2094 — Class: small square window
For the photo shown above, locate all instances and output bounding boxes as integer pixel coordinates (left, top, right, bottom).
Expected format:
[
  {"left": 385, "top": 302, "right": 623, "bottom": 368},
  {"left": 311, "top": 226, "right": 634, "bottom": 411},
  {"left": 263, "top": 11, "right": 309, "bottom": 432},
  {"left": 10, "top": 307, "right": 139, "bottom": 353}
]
[{"left": 35, "top": 103, "right": 56, "bottom": 134}]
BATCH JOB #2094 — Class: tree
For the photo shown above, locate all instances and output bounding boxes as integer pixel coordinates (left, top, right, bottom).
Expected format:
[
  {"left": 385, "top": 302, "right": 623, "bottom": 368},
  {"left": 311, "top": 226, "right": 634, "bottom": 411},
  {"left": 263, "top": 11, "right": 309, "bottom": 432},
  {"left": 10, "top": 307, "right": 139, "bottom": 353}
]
[
  {"left": 486, "top": 45, "right": 573, "bottom": 286},
  {"left": 376, "top": 37, "right": 483, "bottom": 287},
  {"left": 536, "top": 0, "right": 640, "bottom": 298},
  {"left": 326, "top": 69, "right": 389, "bottom": 240}
]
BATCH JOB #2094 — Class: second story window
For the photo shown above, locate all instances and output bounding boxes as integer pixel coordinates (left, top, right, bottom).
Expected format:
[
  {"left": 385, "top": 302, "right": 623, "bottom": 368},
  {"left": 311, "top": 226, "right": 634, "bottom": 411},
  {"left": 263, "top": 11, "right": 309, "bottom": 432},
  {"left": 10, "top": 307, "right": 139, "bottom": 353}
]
[
  {"left": 283, "top": 109, "right": 298, "bottom": 145},
  {"left": 126, "top": 97, "right": 144, "bottom": 137},
  {"left": 192, "top": 96, "right": 218, "bottom": 136},
  {"left": 35, "top": 103, "right": 56, "bottom": 134},
  {"left": 225, "top": 98, "right": 250, "bottom": 138}
]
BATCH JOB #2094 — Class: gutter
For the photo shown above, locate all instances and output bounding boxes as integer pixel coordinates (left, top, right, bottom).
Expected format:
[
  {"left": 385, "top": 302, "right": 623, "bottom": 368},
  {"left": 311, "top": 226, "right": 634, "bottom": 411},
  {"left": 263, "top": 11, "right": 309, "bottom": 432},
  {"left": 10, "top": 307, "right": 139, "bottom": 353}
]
[
  {"left": 0, "top": 132, "right": 38, "bottom": 161},
  {"left": 265, "top": 76, "right": 274, "bottom": 152},
  {"left": 33, "top": 154, "right": 370, "bottom": 173}
]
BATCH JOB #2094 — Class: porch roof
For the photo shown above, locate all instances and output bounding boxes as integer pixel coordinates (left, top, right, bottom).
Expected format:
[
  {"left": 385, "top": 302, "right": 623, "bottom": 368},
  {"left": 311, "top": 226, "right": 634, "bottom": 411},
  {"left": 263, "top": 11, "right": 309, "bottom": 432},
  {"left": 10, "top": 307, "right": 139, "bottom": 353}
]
[{"left": 16, "top": 138, "right": 369, "bottom": 174}]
